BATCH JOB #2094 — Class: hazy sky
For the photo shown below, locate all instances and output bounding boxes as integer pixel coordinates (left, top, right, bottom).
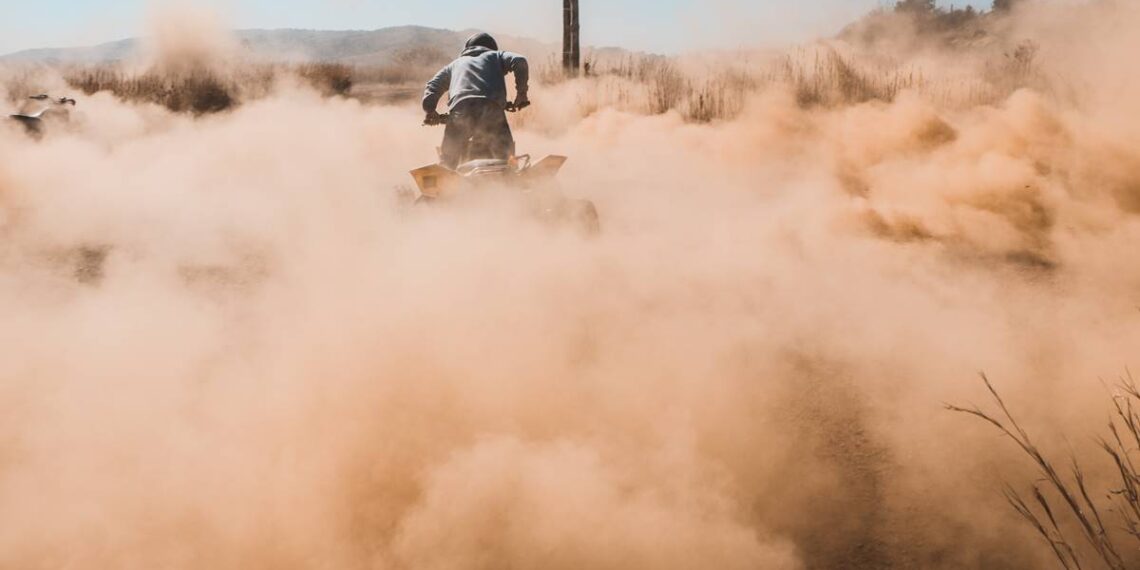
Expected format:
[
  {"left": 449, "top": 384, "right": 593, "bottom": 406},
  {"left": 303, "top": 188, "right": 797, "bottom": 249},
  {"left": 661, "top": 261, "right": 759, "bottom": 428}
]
[{"left": 0, "top": 0, "right": 993, "bottom": 55}]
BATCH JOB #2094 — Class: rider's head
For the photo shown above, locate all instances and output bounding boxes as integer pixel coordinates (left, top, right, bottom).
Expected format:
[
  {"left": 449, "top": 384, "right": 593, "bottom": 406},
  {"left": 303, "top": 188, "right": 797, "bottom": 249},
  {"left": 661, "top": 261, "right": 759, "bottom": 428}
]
[{"left": 463, "top": 32, "right": 499, "bottom": 53}]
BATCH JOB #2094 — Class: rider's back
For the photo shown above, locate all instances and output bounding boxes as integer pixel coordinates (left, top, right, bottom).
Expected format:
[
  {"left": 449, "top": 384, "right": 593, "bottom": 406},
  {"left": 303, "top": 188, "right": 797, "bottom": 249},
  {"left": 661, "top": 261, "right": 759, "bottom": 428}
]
[
  {"left": 422, "top": 33, "right": 528, "bottom": 114},
  {"left": 445, "top": 49, "right": 514, "bottom": 109},
  {"left": 422, "top": 33, "right": 530, "bottom": 168}
]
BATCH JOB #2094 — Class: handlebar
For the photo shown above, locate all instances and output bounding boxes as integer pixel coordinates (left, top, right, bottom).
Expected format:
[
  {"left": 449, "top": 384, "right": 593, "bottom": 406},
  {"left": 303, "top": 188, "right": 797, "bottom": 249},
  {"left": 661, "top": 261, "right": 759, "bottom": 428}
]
[{"left": 424, "top": 102, "right": 528, "bottom": 126}]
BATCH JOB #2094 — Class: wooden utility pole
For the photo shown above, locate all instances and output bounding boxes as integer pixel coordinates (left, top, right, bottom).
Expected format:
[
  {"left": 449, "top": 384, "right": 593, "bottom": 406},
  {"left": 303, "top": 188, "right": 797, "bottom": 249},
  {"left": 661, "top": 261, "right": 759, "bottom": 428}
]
[{"left": 563, "top": 0, "right": 580, "bottom": 77}]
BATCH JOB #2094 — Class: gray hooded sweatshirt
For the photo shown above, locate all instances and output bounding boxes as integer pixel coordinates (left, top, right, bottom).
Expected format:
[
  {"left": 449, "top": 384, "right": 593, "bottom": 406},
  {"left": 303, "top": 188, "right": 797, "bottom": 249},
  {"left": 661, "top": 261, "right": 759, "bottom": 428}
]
[{"left": 422, "top": 33, "right": 529, "bottom": 113}]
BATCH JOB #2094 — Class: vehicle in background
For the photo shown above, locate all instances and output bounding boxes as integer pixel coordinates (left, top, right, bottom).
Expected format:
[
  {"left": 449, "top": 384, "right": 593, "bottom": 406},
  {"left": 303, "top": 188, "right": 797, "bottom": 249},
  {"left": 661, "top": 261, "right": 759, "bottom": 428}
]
[{"left": 9, "top": 95, "right": 77, "bottom": 139}]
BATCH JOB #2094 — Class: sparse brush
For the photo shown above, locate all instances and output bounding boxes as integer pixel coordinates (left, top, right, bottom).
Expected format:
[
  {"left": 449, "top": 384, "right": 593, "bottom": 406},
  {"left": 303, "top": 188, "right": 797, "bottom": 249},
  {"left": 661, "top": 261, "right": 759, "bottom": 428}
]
[
  {"left": 296, "top": 63, "right": 353, "bottom": 97},
  {"left": 62, "top": 62, "right": 359, "bottom": 114},
  {"left": 12, "top": 30, "right": 1048, "bottom": 122},
  {"left": 950, "top": 373, "right": 1140, "bottom": 569},
  {"left": 66, "top": 66, "right": 248, "bottom": 115},
  {"left": 530, "top": 43, "right": 1032, "bottom": 124},
  {"left": 646, "top": 60, "right": 688, "bottom": 115}
]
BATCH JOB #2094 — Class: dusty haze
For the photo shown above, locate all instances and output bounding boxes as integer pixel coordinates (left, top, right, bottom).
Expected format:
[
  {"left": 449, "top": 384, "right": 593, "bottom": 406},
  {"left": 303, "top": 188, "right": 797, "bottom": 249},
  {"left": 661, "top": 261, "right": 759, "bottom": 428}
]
[{"left": 2, "top": 1, "right": 1140, "bottom": 568}]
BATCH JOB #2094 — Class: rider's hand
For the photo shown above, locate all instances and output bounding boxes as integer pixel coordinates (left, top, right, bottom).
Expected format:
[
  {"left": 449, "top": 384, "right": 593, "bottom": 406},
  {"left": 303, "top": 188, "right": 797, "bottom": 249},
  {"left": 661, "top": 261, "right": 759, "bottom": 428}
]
[{"left": 424, "top": 111, "right": 442, "bottom": 126}]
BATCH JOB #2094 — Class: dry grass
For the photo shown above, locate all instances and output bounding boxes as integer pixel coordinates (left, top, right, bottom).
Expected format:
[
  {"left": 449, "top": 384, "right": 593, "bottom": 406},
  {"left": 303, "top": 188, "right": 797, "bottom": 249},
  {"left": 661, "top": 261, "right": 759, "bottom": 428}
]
[
  {"left": 6, "top": 29, "right": 1042, "bottom": 123},
  {"left": 950, "top": 374, "right": 1140, "bottom": 569},
  {"left": 536, "top": 54, "right": 752, "bottom": 123},
  {"left": 775, "top": 47, "right": 921, "bottom": 107},
  {"left": 532, "top": 41, "right": 1041, "bottom": 124},
  {"left": 62, "top": 62, "right": 354, "bottom": 115},
  {"left": 67, "top": 67, "right": 245, "bottom": 114},
  {"left": 295, "top": 63, "right": 354, "bottom": 97}
]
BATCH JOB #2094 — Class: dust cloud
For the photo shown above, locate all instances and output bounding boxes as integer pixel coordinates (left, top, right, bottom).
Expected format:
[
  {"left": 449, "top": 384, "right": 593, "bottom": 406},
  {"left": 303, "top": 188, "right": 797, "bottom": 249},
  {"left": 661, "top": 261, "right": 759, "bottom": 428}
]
[
  {"left": 143, "top": 3, "right": 239, "bottom": 70},
  {"left": 2, "top": 2, "right": 1140, "bottom": 569}
]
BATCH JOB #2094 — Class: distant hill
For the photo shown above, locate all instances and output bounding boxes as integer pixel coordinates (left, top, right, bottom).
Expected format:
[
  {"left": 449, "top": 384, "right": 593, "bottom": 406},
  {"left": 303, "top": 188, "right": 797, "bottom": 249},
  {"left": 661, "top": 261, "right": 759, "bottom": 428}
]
[
  {"left": 0, "top": 26, "right": 558, "bottom": 66},
  {"left": 2, "top": 38, "right": 139, "bottom": 64}
]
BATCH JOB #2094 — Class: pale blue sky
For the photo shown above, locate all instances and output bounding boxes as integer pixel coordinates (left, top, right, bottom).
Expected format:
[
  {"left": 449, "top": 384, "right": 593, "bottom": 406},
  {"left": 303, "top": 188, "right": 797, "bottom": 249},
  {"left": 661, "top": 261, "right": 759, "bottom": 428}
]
[{"left": 0, "top": 0, "right": 993, "bottom": 55}]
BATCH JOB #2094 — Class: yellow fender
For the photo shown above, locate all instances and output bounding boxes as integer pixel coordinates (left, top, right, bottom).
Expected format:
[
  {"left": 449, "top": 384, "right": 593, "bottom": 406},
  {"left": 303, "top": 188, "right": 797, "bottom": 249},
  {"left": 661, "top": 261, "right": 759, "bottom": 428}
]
[
  {"left": 523, "top": 155, "right": 568, "bottom": 181},
  {"left": 409, "top": 164, "right": 461, "bottom": 198}
]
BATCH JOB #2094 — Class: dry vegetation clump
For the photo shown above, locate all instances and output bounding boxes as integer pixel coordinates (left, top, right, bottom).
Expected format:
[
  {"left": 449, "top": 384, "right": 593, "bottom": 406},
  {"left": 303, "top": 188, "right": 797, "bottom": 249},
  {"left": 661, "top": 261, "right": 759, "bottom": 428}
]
[
  {"left": 683, "top": 72, "right": 755, "bottom": 124},
  {"left": 639, "top": 59, "right": 688, "bottom": 115},
  {"left": 66, "top": 67, "right": 246, "bottom": 114},
  {"left": 295, "top": 63, "right": 354, "bottom": 97},
  {"left": 63, "top": 62, "right": 355, "bottom": 115},
  {"left": 776, "top": 47, "right": 923, "bottom": 108},
  {"left": 951, "top": 375, "right": 1140, "bottom": 569}
]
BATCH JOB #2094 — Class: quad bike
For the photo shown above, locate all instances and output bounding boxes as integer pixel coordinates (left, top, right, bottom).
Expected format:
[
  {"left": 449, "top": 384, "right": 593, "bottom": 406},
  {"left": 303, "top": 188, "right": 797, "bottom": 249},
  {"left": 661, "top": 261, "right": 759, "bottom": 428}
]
[
  {"left": 408, "top": 103, "right": 600, "bottom": 235},
  {"left": 8, "top": 94, "right": 76, "bottom": 139}
]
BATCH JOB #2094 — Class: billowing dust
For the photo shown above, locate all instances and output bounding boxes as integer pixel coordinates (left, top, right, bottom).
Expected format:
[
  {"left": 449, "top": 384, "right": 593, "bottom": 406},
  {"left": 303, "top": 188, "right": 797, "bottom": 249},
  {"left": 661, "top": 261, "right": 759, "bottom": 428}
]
[{"left": 2, "top": 2, "right": 1140, "bottom": 569}]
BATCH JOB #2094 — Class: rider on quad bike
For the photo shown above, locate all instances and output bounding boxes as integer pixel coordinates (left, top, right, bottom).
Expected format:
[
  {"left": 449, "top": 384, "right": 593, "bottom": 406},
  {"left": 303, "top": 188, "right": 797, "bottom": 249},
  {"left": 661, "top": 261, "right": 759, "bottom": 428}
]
[
  {"left": 422, "top": 32, "right": 529, "bottom": 169},
  {"left": 411, "top": 33, "right": 599, "bottom": 235}
]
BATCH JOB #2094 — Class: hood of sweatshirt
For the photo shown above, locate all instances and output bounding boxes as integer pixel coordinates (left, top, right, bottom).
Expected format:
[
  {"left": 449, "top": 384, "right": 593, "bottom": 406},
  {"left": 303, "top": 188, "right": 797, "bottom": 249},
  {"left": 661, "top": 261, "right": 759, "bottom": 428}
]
[{"left": 461, "top": 32, "right": 498, "bottom": 56}]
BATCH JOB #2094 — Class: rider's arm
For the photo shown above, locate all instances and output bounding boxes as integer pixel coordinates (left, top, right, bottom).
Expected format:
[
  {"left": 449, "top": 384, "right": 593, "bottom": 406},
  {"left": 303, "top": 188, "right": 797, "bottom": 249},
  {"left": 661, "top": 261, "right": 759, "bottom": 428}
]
[
  {"left": 422, "top": 64, "right": 452, "bottom": 114},
  {"left": 500, "top": 52, "right": 529, "bottom": 105}
]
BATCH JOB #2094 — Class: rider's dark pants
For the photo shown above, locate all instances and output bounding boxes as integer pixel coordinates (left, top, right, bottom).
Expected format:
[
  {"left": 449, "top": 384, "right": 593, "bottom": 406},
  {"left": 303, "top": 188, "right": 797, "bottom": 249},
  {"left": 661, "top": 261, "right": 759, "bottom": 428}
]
[{"left": 441, "top": 99, "right": 515, "bottom": 169}]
